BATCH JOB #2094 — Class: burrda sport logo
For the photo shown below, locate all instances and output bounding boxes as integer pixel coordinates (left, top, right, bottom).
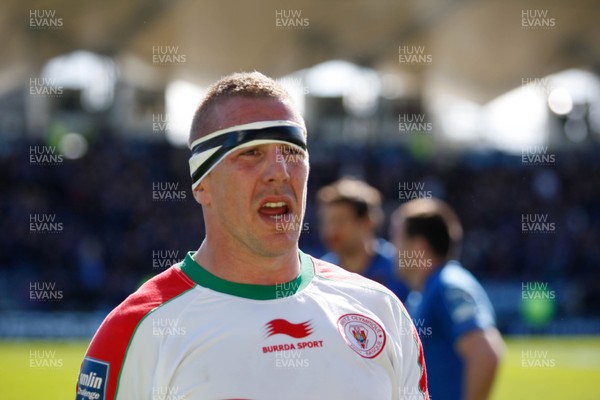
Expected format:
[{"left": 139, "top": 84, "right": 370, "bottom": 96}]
[{"left": 337, "top": 313, "right": 386, "bottom": 359}]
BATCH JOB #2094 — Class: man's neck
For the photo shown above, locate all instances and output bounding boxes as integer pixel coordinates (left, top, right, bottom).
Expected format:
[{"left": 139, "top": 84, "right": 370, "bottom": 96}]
[
  {"left": 192, "top": 237, "right": 301, "bottom": 285},
  {"left": 414, "top": 257, "right": 446, "bottom": 290}
]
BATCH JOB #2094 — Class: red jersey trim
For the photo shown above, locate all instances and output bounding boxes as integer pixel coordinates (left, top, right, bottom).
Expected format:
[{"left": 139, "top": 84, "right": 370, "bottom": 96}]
[{"left": 80, "top": 266, "right": 195, "bottom": 400}]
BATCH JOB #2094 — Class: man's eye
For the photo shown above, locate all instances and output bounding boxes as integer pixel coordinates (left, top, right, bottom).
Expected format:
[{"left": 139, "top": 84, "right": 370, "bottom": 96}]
[{"left": 241, "top": 149, "right": 261, "bottom": 156}]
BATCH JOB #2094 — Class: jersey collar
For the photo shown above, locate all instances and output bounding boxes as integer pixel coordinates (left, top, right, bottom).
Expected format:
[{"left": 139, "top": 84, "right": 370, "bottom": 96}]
[{"left": 179, "top": 251, "right": 314, "bottom": 300}]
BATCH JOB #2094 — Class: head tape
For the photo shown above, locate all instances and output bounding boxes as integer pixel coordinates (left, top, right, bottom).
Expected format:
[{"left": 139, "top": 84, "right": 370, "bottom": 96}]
[{"left": 189, "top": 120, "right": 307, "bottom": 189}]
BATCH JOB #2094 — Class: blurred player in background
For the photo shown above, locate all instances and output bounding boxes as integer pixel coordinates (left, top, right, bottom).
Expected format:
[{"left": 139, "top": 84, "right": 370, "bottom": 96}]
[
  {"left": 317, "top": 177, "right": 409, "bottom": 302},
  {"left": 390, "top": 198, "right": 504, "bottom": 400},
  {"left": 76, "top": 72, "right": 429, "bottom": 400}
]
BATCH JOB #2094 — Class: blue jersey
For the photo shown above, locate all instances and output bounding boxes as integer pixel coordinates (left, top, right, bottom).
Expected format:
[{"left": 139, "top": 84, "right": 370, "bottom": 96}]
[
  {"left": 322, "top": 239, "right": 410, "bottom": 302},
  {"left": 407, "top": 261, "right": 496, "bottom": 400}
]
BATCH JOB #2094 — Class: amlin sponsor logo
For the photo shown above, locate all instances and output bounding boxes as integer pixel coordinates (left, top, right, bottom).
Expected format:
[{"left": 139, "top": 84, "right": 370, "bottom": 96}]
[
  {"left": 29, "top": 9, "right": 63, "bottom": 29},
  {"left": 521, "top": 9, "right": 556, "bottom": 29},
  {"left": 77, "top": 357, "right": 109, "bottom": 400},
  {"left": 275, "top": 10, "right": 309, "bottom": 29}
]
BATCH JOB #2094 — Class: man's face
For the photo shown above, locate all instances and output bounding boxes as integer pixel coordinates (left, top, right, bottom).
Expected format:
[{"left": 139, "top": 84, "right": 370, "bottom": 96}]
[
  {"left": 318, "top": 202, "right": 367, "bottom": 254},
  {"left": 196, "top": 96, "right": 309, "bottom": 258}
]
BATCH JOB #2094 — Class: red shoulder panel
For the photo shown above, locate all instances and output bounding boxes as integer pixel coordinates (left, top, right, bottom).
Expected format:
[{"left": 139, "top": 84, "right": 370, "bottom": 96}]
[{"left": 80, "top": 266, "right": 195, "bottom": 399}]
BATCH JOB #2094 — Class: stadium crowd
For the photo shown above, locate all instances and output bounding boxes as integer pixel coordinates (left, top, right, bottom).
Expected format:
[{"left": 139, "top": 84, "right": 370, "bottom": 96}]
[{"left": 1, "top": 135, "right": 599, "bottom": 321}]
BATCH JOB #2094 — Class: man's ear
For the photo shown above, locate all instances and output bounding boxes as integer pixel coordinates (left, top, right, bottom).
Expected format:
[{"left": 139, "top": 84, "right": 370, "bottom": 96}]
[{"left": 192, "top": 180, "right": 211, "bottom": 206}]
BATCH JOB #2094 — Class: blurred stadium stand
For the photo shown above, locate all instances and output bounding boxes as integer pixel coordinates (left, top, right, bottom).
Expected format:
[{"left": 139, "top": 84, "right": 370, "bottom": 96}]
[{"left": 1, "top": 0, "right": 599, "bottom": 338}]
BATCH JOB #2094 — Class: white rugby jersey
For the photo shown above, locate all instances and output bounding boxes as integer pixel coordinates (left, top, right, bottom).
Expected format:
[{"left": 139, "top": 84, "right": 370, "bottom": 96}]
[{"left": 76, "top": 251, "right": 428, "bottom": 400}]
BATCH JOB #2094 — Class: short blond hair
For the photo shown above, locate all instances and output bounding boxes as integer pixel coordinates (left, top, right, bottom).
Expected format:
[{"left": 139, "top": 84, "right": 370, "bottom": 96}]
[{"left": 189, "top": 72, "right": 298, "bottom": 146}]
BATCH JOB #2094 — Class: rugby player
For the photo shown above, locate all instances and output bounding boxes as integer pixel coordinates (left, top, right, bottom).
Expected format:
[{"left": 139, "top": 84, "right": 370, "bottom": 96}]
[
  {"left": 75, "top": 72, "right": 429, "bottom": 400},
  {"left": 391, "top": 198, "right": 503, "bottom": 400},
  {"left": 317, "top": 177, "right": 410, "bottom": 302}
]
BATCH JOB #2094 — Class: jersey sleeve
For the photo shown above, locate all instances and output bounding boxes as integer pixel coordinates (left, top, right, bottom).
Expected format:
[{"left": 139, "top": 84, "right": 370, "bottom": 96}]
[
  {"left": 396, "top": 302, "right": 430, "bottom": 400},
  {"left": 438, "top": 282, "right": 496, "bottom": 344},
  {"left": 75, "top": 266, "right": 195, "bottom": 400}
]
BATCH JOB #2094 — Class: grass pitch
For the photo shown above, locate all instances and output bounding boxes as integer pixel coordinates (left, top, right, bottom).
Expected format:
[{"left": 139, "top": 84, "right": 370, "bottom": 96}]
[{"left": 0, "top": 336, "right": 598, "bottom": 399}]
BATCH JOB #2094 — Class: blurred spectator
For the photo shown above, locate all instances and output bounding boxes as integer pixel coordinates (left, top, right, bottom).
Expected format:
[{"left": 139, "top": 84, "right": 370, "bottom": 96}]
[
  {"left": 317, "top": 177, "right": 409, "bottom": 301},
  {"left": 1, "top": 137, "right": 599, "bottom": 320},
  {"left": 390, "top": 197, "right": 504, "bottom": 400}
]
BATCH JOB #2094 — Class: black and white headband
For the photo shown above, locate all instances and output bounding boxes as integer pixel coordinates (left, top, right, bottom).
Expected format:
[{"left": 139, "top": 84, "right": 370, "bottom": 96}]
[{"left": 189, "top": 120, "right": 307, "bottom": 189}]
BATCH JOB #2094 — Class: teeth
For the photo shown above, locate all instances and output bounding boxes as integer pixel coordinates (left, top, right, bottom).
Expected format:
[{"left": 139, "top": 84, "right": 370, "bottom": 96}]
[{"left": 263, "top": 202, "right": 287, "bottom": 208}]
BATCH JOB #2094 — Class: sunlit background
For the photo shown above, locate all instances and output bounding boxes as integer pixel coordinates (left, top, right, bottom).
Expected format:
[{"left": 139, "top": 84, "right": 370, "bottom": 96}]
[{"left": 1, "top": 0, "right": 599, "bottom": 398}]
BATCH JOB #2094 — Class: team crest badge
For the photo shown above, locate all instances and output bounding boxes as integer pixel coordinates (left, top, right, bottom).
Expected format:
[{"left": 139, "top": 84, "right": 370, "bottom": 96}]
[{"left": 337, "top": 313, "right": 386, "bottom": 358}]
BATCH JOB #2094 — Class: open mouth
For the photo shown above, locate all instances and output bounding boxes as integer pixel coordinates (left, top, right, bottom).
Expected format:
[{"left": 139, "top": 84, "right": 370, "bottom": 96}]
[{"left": 258, "top": 201, "right": 290, "bottom": 220}]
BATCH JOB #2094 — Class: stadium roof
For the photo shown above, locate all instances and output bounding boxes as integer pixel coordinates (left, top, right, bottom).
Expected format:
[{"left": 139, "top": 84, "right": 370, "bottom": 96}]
[{"left": 2, "top": 0, "right": 599, "bottom": 103}]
